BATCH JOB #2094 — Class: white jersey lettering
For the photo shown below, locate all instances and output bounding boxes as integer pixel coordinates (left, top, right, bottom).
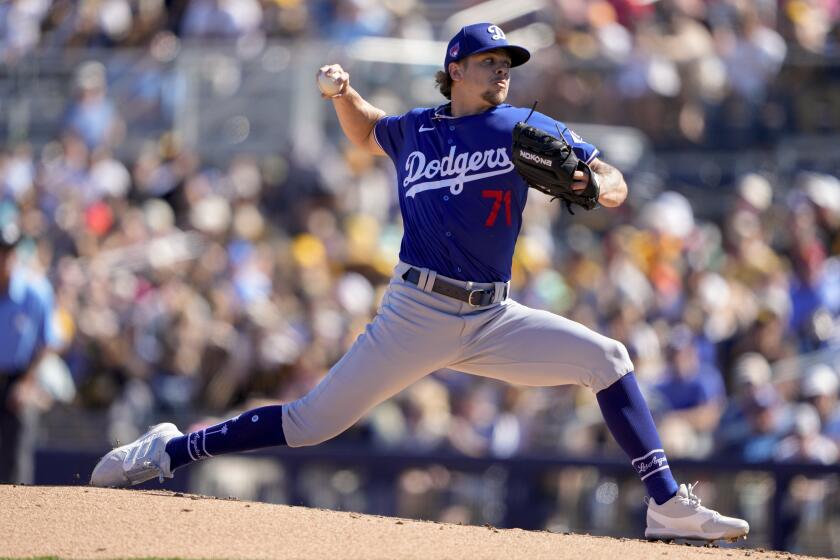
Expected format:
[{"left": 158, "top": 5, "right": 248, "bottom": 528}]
[{"left": 403, "top": 147, "right": 514, "bottom": 198}]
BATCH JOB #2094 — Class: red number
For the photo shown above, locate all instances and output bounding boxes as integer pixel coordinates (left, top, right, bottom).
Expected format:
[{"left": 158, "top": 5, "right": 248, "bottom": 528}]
[{"left": 482, "top": 189, "right": 512, "bottom": 227}]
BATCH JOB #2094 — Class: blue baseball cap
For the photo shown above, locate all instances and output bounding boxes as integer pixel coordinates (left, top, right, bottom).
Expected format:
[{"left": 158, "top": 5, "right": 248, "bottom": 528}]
[{"left": 444, "top": 23, "right": 530, "bottom": 73}]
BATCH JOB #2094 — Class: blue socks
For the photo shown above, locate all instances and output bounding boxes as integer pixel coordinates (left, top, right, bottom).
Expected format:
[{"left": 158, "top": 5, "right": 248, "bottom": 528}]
[
  {"left": 596, "top": 373, "right": 680, "bottom": 505},
  {"left": 165, "top": 405, "right": 287, "bottom": 471},
  {"left": 162, "top": 376, "right": 678, "bottom": 507}
]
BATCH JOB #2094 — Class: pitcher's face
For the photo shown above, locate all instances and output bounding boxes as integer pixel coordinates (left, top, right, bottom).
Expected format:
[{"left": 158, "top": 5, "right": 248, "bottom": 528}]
[{"left": 451, "top": 50, "right": 512, "bottom": 108}]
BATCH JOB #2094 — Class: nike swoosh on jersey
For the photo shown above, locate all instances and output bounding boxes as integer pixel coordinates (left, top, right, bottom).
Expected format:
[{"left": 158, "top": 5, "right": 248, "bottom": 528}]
[{"left": 418, "top": 125, "right": 435, "bottom": 132}]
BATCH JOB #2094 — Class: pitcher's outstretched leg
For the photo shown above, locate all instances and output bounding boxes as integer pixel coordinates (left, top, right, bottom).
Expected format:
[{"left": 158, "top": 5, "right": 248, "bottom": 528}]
[
  {"left": 597, "top": 373, "right": 748, "bottom": 541},
  {"left": 90, "top": 405, "right": 288, "bottom": 488}
]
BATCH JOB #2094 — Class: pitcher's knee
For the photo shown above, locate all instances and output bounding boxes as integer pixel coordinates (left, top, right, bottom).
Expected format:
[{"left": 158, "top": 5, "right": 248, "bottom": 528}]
[{"left": 590, "top": 337, "right": 634, "bottom": 393}]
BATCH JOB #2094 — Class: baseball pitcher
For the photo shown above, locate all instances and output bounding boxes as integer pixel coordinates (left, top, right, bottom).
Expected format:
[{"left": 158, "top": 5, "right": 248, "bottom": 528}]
[{"left": 91, "top": 22, "right": 749, "bottom": 543}]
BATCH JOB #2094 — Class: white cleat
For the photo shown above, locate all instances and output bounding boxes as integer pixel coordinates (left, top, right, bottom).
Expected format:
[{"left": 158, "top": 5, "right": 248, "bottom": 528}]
[
  {"left": 90, "top": 423, "right": 182, "bottom": 488},
  {"left": 645, "top": 483, "right": 750, "bottom": 542}
]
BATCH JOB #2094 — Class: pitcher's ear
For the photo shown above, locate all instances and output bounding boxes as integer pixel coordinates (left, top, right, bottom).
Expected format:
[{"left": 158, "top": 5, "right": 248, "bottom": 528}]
[{"left": 449, "top": 62, "right": 464, "bottom": 81}]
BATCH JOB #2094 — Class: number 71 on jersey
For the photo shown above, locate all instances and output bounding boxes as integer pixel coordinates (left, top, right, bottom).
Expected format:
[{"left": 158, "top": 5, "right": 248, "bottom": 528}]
[{"left": 483, "top": 189, "right": 512, "bottom": 227}]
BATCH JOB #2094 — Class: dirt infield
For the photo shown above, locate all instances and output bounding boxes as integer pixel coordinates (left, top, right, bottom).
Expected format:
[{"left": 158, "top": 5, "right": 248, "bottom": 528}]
[{"left": 0, "top": 485, "right": 827, "bottom": 560}]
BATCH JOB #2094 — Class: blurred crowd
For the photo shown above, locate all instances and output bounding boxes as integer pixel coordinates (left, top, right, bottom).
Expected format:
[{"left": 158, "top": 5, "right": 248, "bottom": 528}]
[
  {"left": 2, "top": 0, "right": 840, "bottom": 148},
  {"left": 0, "top": 0, "right": 839, "bottom": 471}
]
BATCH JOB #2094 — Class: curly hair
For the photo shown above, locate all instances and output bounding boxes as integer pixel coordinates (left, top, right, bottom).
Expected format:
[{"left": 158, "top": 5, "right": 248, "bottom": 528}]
[{"left": 434, "top": 70, "right": 453, "bottom": 100}]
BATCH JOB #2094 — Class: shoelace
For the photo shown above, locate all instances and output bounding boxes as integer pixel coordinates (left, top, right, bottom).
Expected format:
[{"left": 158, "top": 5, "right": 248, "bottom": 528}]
[
  {"left": 644, "top": 481, "right": 703, "bottom": 508},
  {"left": 684, "top": 481, "right": 703, "bottom": 508},
  {"left": 684, "top": 481, "right": 719, "bottom": 518}
]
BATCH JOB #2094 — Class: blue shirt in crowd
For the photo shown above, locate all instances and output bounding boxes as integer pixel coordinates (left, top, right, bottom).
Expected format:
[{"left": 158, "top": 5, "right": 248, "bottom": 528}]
[
  {"left": 654, "top": 364, "right": 726, "bottom": 411},
  {"left": 0, "top": 269, "right": 54, "bottom": 374}
]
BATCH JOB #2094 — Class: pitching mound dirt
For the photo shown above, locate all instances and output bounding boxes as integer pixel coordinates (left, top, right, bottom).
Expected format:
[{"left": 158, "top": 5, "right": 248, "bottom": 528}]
[{"left": 0, "top": 485, "right": 827, "bottom": 559}]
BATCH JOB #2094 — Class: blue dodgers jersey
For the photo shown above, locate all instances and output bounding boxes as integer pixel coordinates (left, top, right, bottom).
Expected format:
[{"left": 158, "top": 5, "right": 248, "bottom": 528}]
[{"left": 374, "top": 103, "right": 599, "bottom": 282}]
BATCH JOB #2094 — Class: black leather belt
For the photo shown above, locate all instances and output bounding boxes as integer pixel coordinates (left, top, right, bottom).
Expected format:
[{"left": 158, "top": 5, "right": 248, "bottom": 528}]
[{"left": 401, "top": 267, "right": 508, "bottom": 307}]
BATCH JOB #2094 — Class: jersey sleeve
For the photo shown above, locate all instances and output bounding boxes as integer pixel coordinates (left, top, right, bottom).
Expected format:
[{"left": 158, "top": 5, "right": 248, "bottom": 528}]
[
  {"left": 561, "top": 126, "right": 600, "bottom": 164},
  {"left": 373, "top": 111, "right": 413, "bottom": 162},
  {"left": 531, "top": 112, "right": 600, "bottom": 164}
]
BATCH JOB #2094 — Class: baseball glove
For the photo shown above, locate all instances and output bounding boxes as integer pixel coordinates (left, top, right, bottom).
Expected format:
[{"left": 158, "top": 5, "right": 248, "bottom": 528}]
[{"left": 511, "top": 121, "right": 600, "bottom": 213}]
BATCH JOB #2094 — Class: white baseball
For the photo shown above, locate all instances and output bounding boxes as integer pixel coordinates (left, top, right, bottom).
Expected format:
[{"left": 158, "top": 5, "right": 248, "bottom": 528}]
[{"left": 318, "top": 70, "right": 343, "bottom": 97}]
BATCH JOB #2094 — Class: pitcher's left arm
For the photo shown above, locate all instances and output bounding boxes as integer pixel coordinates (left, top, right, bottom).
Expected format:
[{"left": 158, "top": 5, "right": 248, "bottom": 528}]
[{"left": 572, "top": 158, "right": 627, "bottom": 208}]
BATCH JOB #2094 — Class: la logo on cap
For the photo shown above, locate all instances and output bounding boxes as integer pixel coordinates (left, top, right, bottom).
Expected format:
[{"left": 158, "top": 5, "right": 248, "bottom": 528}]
[
  {"left": 449, "top": 42, "right": 460, "bottom": 58},
  {"left": 487, "top": 25, "right": 505, "bottom": 40}
]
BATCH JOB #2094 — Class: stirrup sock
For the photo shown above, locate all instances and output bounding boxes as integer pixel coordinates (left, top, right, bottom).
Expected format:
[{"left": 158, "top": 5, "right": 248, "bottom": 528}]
[
  {"left": 165, "top": 405, "right": 287, "bottom": 471},
  {"left": 596, "top": 373, "right": 679, "bottom": 505}
]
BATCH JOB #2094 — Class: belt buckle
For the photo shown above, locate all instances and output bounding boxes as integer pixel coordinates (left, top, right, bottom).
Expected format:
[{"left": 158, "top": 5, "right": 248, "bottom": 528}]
[{"left": 467, "top": 289, "right": 488, "bottom": 307}]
